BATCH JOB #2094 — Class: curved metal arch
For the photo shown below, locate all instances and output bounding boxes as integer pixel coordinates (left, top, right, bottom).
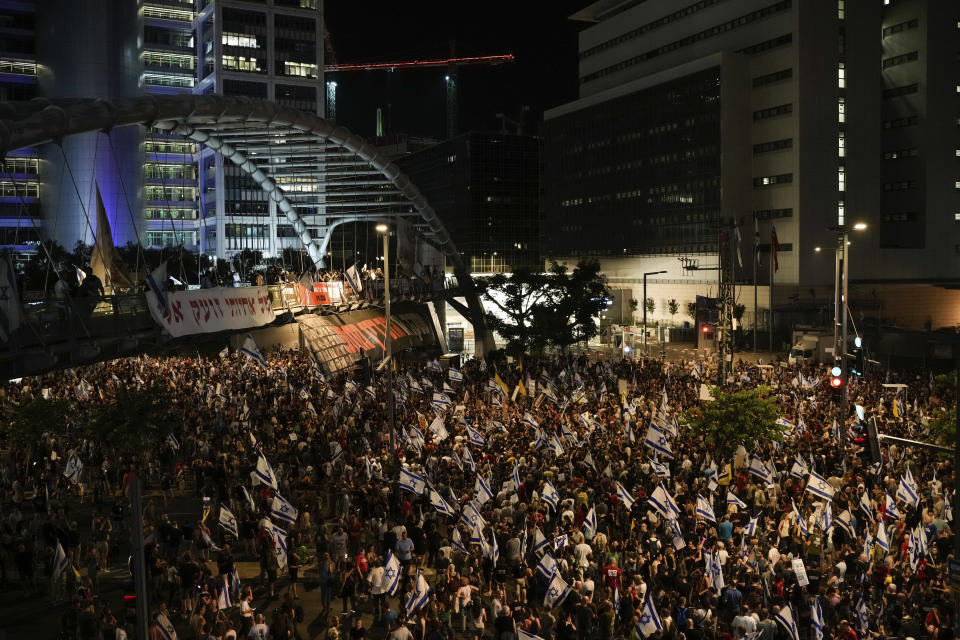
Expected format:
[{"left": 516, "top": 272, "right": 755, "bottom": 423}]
[{"left": 0, "top": 95, "right": 490, "bottom": 355}]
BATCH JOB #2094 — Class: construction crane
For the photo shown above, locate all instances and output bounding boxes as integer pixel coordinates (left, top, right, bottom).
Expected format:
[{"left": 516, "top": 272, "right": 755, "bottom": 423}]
[{"left": 323, "top": 51, "right": 515, "bottom": 139}]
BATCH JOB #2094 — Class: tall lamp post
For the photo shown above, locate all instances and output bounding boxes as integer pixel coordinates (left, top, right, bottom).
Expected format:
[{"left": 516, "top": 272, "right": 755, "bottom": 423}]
[
  {"left": 643, "top": 270, "right": 667, "bottom": 356},
  {"left": 375, "top": 223, "right": 396, "bottom": 456},
  {"left": 829, "top": 222, "right": 867, "bottom": 431}
]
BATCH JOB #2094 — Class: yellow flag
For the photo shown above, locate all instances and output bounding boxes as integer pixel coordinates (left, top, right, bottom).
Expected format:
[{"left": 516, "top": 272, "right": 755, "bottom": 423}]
[
  {"left": 892, "top": 400, "right": 899, "bottom": 418},
  {"left": 516, "top": 379, "right": 527, "bottom": 397},
  {"left": 72, "top": 564, "right": 81, "bottom": 580},
  {"left": 494, "top": 373, "right": 509, "bottom": 396},
  {"left": 718, "top": 463, "right": 733, "bottom": 486}
]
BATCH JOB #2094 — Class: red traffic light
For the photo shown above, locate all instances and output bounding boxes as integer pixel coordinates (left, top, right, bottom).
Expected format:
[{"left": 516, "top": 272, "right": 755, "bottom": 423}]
[
  {"left": 830, "top": 376, "right": 843, "bottom": 388},
  {"left": 701, "top": 325, "right": 710, "bottom": 333}
]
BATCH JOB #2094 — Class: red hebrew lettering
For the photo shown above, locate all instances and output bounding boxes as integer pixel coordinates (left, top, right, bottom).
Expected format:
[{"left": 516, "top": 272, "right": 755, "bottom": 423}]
[
  {"left": 189, "top": 300, "right": 202, "bottom": 324},
  {"left": 171, "top": 300, "right": 184, "bottom": 323}
]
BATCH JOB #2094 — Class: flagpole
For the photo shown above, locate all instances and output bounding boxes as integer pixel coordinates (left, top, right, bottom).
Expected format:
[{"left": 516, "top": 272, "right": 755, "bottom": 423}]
[
  {"left": 768, "top": 247, "right": 773, "bottom": 353},
  {"left": 753, "top": 213, "right": 758, "bottom": 353}
]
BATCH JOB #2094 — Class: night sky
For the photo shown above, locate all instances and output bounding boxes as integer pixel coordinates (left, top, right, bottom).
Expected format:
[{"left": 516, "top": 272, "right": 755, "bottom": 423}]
[{"left": 324, "top": 1, "right": 586, "bottom": 140}]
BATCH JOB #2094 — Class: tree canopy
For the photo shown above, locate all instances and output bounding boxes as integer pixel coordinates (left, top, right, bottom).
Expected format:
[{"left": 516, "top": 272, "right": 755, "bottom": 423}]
[
  {"left": 480, "top": 260, "right": 610, "bottom": 357},
  {"left": 683, "top": 384, "right": 784, "bottom": 461}
]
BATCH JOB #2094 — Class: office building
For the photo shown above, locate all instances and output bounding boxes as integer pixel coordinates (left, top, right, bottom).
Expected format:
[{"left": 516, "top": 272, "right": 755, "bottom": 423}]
[
  {"left": 396, "top": 131, "right": 541, "bottom": 273},
  {"left": 543, "top": 0, "right": 960, "bottom": 330}
]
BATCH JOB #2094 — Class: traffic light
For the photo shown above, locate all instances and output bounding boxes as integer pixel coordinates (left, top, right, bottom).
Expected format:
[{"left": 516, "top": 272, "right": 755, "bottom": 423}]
[
  {"left": 850, "top": 336, "right": 865, "bottom": 376},
  {"left": 830, "top": 365, "right": 843, "bottom": 390}
]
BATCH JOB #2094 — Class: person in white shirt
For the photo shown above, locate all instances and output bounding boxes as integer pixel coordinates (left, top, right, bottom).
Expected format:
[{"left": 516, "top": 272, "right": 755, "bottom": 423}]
[{"left": 248, "top": 613, "right": 269, "bottom": 640}]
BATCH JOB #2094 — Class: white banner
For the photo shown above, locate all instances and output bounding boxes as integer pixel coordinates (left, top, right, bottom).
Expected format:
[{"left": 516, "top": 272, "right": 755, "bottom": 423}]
[{"left": 145, "top": 286, "right": 276, "bottom": 337}]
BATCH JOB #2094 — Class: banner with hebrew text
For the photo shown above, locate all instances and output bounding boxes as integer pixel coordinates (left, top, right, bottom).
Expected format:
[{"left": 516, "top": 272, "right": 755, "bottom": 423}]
[{"left": 145, "top": 286, "right": 276, "bottom": 337}]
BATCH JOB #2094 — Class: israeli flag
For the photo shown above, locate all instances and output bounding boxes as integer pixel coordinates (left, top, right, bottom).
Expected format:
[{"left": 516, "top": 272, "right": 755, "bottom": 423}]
[
  {"left": 474, "top": 476, "right": 494, "bottom": 505},
  {"left": 541, "top": 480, "right": 560, "bottom": 510},
  {"left": 467, "top": 426, "right": 486, "bottom": 448},
  {"left": 518, "top": 630, "right": 546, "bottom": 640},
  {"left": 451, "top": 449, "right": 463, "bottom": 471},
  {"left": 644, "top": 424, "right": 674, "bottom": 459},
  {"left": 429, "top": 489, "right": 455, "bottom": 517},
  {"left": 448, "top": 368, "right": 463, "bottom": 382},
  {"left": 776, "top": 417, "right": 794, "bottom": 430},
  {"left": 270, "top": 494, "right": 298, "bottom": 525},
  {"left": 398, "top": 468, "right": 427, "bottom": 495},
  {"left": 790, "top": 456, "right": 808, "bottom": 480},
  {"left": 146, "top": 261, "right": 170, "bottom": 319},
  {"left": 381, "top": 551, "right": 401, "bottom": 595},
  {"left": 636, "top": 595, "right": 663, "bottom": 638},
  {"left": 859, "top": 491, "right": 874, "bottom": 521},
  {"left": 265, "top": 520, "right": 288, "bottom": 569},
  {"left": 522, "top": 412, "right": 539, "bottom": 429},
  {"left": 885, "top": 493, "right": 902, "bottom": 521},
  {"left": 811, "top": 598, "right": 825, "bottom": 640},
  {"left": 53, "top": 542, "right": 69, "bottom": 577},
  {"left": 615, "top": 482, "right": 636, "bottom": 510},
  {"left": 543, "top": 571, "right": 571, "bottom": 608},
  {"left": 805, "top": 471, "right": 835, "bottom": 501},
  {"left": 450, "top": 528, "right": 469, "bottom": 554},
  {"left": 167, "top": 433, "right": 180, "bottom": 451},
  {"left": 749, "top": 457, "right": 773, "bottom": 484},
  {"left": 513, "top": 462, "right": 522, "bottom": 491},
  {"left": 432, "top": 391, "right": 452, "bottom": 409},
  {"left": 650, "top": 460, "right": 670, "bottom": 478},
  {"left": 696, "top": 495, "right": 716, "bottom": 522},
  {"left": 156, "top": 612, "right": 178, "bottom": 640},
  {"left": 255, "top": 451, "right": 279, "bottom": 490},
  {"left": 835, "top": 509, "right": 856, "bottom": 538},
  {"left": 745, "top": 515, "right": 759, "bottom": 537},
  {"left": 461, "top": 501, "right": 486, "bottom": 531},
  {"left": 428, "top": 416, "right": 449, "bottom": 442},
  {"left": 821, "top": 501, "right": 834, "bottom": 532},
  {"left": 344, "top": 263, "right": 363, "bottom": 293},
  {"left": 896, "top": 470, "right": 919, "bottom": 509},
  {"left": 218, "top": 504, "right": 239, "bottom": 538},
  {"left": 726, "top": 491, "right": 747, "bottom": 509},
  {"left": 405, "top": 569, "right": 430, "bottom": 615},
  {"left": 532, "top": 527, "right": 550, "bottom": 554},
  {"left": 64, "top": 455, "right": 82, "bottom": 484},
  {"left": 791, "top": 499, "right": 807, "bottom": 535},
  {"left": 583, "top": 507, "right": 597, "bottom": 538},
  {"left": 945, "top": 491, "right": 953, "bottom": 522},
  {"left": 876, "top": 522, "right": 889, "bottom": 553},
  {"left": 648, "top": 484, "right": 680, "bottom": 520},
  {"left": 774, "top": 604, "right": 800, "bottom": 640},
  {"left": 442, "top": 381, "right": 455, "bottom": 395},
  {"left": 240, "top": 334, "right": 268, "bottom": 367},
  {"left": 462, "top": 446, "right": 476, "bottom": 472},
  {"left": 856, "top": 597, "right": 870, "bottom": 636}
]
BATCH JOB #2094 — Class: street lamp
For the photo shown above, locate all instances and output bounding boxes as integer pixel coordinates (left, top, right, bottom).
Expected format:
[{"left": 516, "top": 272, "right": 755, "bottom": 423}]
[
  {"left": 829, "top": 222, "right": 867, "bottom": 433},
  {"left": 375, "top": 223, "right": 395, "bottom": 456},
  {"left": 643, "top": 270, "right": 667, "bottom": 356}
]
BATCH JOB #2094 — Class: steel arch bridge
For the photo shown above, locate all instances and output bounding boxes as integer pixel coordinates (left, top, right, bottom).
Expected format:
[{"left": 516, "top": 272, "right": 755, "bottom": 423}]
[{"left": 0, "top": 95, "right": 490, "bottom": 355}]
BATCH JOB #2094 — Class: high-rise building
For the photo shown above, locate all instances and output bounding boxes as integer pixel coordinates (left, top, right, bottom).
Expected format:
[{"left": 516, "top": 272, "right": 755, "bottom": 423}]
[
  {"left": 193, "top": 0, "right": 324, "bottom": 260},
  {"left": 396, "top": 132, "right": 541, "bottom": 273},
  {"left": 543, "top": 0, "right": 960, "bottom": 329}
]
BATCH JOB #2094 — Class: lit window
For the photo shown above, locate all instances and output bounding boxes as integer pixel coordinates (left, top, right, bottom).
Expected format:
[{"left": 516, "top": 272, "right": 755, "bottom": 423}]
[
  {"left": 838, "top": 63, "right": 845, "bottom": 88},
  {"left": 838, "top": 0, "right": 845, "bottom": 19},
  {"left": 838, "top": 168, "right": 845, "bottom": 192},
  {"left": 283, "top": 62, "right": 318, "bottom": 78},
  {"left": 955, "top": 213, "right": 960, "bottom": 221},
  {"left": 838, "top": 201, "right": 845, "bottom": 226},
  {"left": 838, "top": 97, "right": 845, "bottom": 123},
  {"left": 222, "top": 33, "right": 260, "bottom": 48},
  {"left": 838, "top": 131, "right": 845, "bottom": 157}
]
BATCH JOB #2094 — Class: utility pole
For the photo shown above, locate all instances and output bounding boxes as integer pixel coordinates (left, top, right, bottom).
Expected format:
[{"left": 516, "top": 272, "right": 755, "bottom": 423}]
[
  {"left": 954, "top": 349, "right": 960, "bottom": 635},
  {"left": 643, "top": 270, "right": 667, "bottom": 357},
  {"left": 376, "top": 224, "right": 395, "bottom": 455}
]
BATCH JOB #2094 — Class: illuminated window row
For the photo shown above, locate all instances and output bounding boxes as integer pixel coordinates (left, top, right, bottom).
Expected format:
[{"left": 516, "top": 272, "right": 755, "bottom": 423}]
[
  {"left": 145, "top": 208, "right": 198, "bottom": 221},
  {"left": 222, "top": 33, "right": 261, "bottom": 49},
  {"left": 142, "top": 73, "right": 194, "bottom": 88},
  {"left": 223, "top": 56, "right": 263, "bottom": 73},
  {"left": 1, "top": 157, "right": 38, "bottom": 174},
  {"left": 0, "top": 59, "right": 37, "bottom": 76},
  {"left": 883, "top": 148, "right": 917, "bottom": 160},
  {"left": 145, "top": 186, "right": 197, "bottom": 201},
  {"left": 753, "top": 173, "right": 793, "bottom": 187},
  {"left": 144, "top": 231, "right": 197, "bottom": 247},
  {"left": 0, "top": 181, "right": 38, "bottom": 197},
  {"left": 141, "top": 6, "right": 194, "bottom": 22},
  {"left": 142, "top": 52, "right": 195, "bottom": 70},
  {"left": 283, "top": 61, "right": 318, "bottom": 78}
]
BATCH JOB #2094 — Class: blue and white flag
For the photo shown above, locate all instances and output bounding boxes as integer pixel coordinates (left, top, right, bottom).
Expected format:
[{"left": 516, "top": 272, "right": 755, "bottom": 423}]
[
  {"left": 467, "top": 426, "right": 486, "bottom": 448},
  {"left": 344, "top": 263, "right": 363, "bottom": 294},
  {"left": 241, "top": 486, "right": 257, "bottom": 512},
  {"left": 821, "top": 501, "right": 834, "bottom": 532},
  {"left": 859, "top": 490, "right": 874, "bottom": 521},
  {"left": 405, "top": 569, "right": 430, "bottom": 615},
  {"left": 745, "top": 515, "right": 759, "bottom": 537},
  {"left": 616, "top": 482, "right": 636, "bottom": 510},
  {"left": 254, "top": 451, "right": 278, "bottom": 490},
  {"left": 432, "top": 391, "right": 452, "bottom": 410},
  {"left": 774, "top": 604, "right": 800, "bottom": 640},
  {"left": 522, "top": 412, "right": 539, "bottom": 429},
  {"left": 53, "top": 541, "right": 69, "bottom": 577},
  {"left": 429, "top": 416, "right": 449, "bottom": 442},
  {"left": 644, "top": 424, "right": 674, "bottom": 459},
  {"left": 791, "top": 499, "right": 807, "bottom": 535},
  {"left": 399, "top": 468, "right": 427, "bottom": 495},
  {"left": 63, "top": 455, "right": 82, "bottom": 484},
  {"left": 443, "top": 381, "right": 455, "bottom": 394},
  {"left": 885, "top": 493, "right": 902, "bottom": 521},
  {"left": 450, "top": 528, "right": 469, "bottom": 554},
  {"left": 776, "top": 417, "right": 794, "bottom": 430},
  {"left": 835, "top": 509, "right": 856, "bottom": 538},
  {"left": 218, "top": 504, "right": 239, "bottom": 538},
  {"left": 856, "top": 597, "right": 870, "bottom": 637},
  {"left": 896, "top": 468, "right": 919, "bottom": 509},
  {"left": 474, "top": 475, "right": 494, "bottom": 505},
  {"left": 429, "top": 488, "right": 456, "bottom": 517},
  {"left": 518, "top": 630, "right": 545, "bottom": 640},
  {"left": 749, "top": 457, "right": 773, "bottom": 485},
  {"left": 811, "top": 598, "right": 825, "bottom": 640},
  {"left": 543, "top": 571, "right": 571, "bottom": 608},
  {"left": 805, "top": 471, "right": 835, "bottom": 501},
  {"left": 532, "top": 527, "right": 549, "bottom": 555},
  {"left": 264, "top": 519, "right": 288, "bottom": 569},
  {"left": 380, "top": 551, "right": 401, "bottom": 595},
  {"left": 448, "top": 368, "right": 463, "bottom": 383},
  {"left": 789, "top": 456, "right": 808, "bottom": 479},
  {"left": 462, "top": 446, "right": 476, "bottom": 472},
  {"left": 513, "top": 462, "right": 522, "bottom": 491},
  {"left": 541, "top": 480, "right": 560, "bottom": 510},
  {"left": 145, "top": 261, "right": 170, "bottom": 321},
  {"left": 636, "top": 595, "right": 663, "bottom": 638},
  {"left": 240, "top": 334, "right": 268, "bottom": 367},
  {"left": 648, "top": 484, "right": 680, "bottom": 520},
  {"left": 548, "top": 434, "right": 566, "bottom": 457},
  {"left": 536, "top": 552, "right": 558, "bottom": 579},
  {"left": 461, "top": 501, "right": 486, "bottom": 532},
  {"left": 583, "top": 507, "right": 597, "bottom": 538},
  {"left": 270, "top": 494, "right": 298, "bottom": 525},
  {"left": 167, "top": 433, "right": 180, "bottom": 451},
  {"left": 726, "top": 491, "right": 747, "bottom": 509},
  {"left": 876, "top": 521, "right": 889, "bottom": 553},
  {"left": 696, "top": 495, "right": 716, "bottom": 522},
  {"left": 156, "top": 612, "right": 178, "bottom": 640},
  {"left": 650, "top": 459, "right": 670, "bottom": 477}
]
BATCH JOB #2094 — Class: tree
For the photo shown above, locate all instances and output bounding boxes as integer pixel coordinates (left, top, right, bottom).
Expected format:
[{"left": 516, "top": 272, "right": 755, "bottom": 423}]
[
  {"left": 667, "top": 298, "right": 680, "bottom": 321},
  {"left": 481, "top": 260, "right": 610, "bottom": 357},
  {"left": 85, "top": 385, "right": 176, "bottom": 458},
  {"left": 0, "top": 396, "right": 71, "bottom": 453},
  {"left": 686, "top": 301, "right": 697, "bottom": 322},
  {"left": 928, "top": 405, "right": 957, "bottom": 446},
  {"left": 683, "top": 385, "right": 784, "bottom": 461},
  {"left": 645, "top": 297, "right": 655, "bottom": 318}
]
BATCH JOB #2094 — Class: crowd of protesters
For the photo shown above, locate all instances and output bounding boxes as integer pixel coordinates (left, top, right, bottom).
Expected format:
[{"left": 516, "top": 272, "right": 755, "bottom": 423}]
[{"left": 0, "top": 346, "right": 956, "bottom": 640}]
